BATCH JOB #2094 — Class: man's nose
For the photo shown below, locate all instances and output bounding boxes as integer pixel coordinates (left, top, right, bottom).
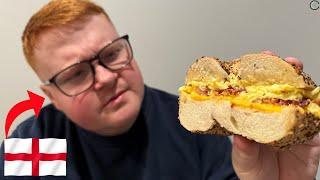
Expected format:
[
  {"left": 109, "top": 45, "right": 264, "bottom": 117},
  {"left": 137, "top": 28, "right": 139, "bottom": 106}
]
[{"left": 93, "top": 63, "right": 118, "bottom": 90}]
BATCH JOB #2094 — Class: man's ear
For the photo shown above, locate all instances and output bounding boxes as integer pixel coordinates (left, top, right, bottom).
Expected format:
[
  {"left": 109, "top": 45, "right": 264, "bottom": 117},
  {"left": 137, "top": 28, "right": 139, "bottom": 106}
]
[{"left": 40, "top": 85, "right": 62, "bottom": 111}]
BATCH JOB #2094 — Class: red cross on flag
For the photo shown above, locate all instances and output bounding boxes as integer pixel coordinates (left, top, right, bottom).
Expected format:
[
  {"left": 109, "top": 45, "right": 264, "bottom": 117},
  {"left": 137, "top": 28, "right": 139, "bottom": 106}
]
[{"left": 4, "top": 138, "right": 67, "bottom": 176}]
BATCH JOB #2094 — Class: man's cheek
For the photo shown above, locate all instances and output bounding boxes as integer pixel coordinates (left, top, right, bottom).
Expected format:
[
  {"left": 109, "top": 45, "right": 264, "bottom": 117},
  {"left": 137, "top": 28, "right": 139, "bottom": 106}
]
[{"left": 69, "top": 101, "right": 96, "bottom": 124}]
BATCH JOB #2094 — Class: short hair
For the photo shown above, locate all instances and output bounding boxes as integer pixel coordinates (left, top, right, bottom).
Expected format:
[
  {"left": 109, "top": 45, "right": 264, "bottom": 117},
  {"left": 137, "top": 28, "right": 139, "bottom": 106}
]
[{"left": 22, "top": 0, "right": 110, "bottom": 70}]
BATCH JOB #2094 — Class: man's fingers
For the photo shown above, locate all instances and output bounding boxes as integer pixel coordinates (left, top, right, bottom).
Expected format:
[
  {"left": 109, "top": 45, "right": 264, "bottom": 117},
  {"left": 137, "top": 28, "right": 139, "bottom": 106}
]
[
  {"left": 261, "top": 50, "right": 304, "bottom": 70},
  {"left": 299, "top": 133, "right": 320, "bottom": 147},
  {"left": 284, "top": 57, "right": 303, "bottom": 70},
  {"left": 232, "top": 135, "right": 260, "bottom": 173},
  {"left": 286, "top": 134, "right": 320, "bottom": 166},
  {"left": 261, "top": 50, "right": 278, "bottom": 57}
]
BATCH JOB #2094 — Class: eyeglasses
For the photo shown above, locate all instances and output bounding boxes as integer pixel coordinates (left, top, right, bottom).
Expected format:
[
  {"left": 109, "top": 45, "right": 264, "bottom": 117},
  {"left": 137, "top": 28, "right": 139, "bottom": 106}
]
[{"left": 44, "top": 35, "right": 133, "bottom": 96}]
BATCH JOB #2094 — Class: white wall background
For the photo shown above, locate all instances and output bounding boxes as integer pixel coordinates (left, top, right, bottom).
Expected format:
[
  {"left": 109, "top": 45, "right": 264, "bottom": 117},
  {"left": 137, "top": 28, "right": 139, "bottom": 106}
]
[{"left": 0, "top": 0, "right": 319, "bottom": 177}]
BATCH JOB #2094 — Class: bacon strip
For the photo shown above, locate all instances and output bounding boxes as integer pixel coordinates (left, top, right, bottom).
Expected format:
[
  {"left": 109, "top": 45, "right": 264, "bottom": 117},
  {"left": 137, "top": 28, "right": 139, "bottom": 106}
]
[
  {"left": 313, "top": 99, "right": 320, "bottom": 106},
  {"left": 196, "top": 86, "right": 211, "bottom": 96},
  {"left": 215, "top": 86, "right": 245, "bottom": 96},
  {"left": 195, "top": 85, "right": 314, "bottom": 107},
  {"left": 196, "top": 86, "right": 245, "bottom": 96},
  {"left": 254, "top": 98, "right": 310, "bottom": 107}
]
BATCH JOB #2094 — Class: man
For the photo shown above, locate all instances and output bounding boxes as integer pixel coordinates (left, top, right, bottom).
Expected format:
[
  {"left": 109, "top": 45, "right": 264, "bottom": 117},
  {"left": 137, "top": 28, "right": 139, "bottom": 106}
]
[{"left": 1, "top": 0, "right": 319, "bottom": 179}]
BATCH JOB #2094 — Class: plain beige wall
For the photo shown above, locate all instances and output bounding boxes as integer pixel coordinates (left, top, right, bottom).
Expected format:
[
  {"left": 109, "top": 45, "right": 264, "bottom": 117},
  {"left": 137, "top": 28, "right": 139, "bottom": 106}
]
[{"left": 1, "top": 0, "right": 320, "bottom": 176}]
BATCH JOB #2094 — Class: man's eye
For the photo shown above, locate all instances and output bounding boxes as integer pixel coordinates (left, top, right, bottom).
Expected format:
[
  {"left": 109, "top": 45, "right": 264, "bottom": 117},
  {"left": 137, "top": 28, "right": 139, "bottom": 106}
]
[
  {"left": 105, "top": 49, "right": 121, "bottom": 60},
  {"left": 60, "top": 70, "right": 84, "bottom": 84},
  {"left": 72, "top": 71, "right": 83, "bottom": 78},
  {"left": 107, "top": 52, "right": 116, "bottom": 59}
]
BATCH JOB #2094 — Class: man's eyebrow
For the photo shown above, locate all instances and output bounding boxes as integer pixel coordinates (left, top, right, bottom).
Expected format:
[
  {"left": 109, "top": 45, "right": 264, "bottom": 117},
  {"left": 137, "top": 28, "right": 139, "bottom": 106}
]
[
  {"left": 79, "top": 39, "right": 113, "bottom": 62},
  {"left": 80, "top": 49, "right": 99, "bottom": 61}
]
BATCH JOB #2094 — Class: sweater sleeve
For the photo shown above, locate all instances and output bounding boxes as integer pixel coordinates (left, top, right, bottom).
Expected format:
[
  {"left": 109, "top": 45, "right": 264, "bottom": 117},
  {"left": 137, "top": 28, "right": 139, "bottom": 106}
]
[{"left": 196, "top": 134, "right": 239, "bottom": 180}]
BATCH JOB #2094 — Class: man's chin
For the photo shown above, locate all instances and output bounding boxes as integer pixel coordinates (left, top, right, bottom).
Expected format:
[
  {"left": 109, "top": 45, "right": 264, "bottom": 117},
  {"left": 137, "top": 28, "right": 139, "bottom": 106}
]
[
  {"left": 93, "top": 91, "right": 143, "bottom": 136},
  {"left": 98, "top": 105, "right": 141, "bottom": 136},
  {"left": 94, "top": 116, "right": 137, "bottom": 136}
]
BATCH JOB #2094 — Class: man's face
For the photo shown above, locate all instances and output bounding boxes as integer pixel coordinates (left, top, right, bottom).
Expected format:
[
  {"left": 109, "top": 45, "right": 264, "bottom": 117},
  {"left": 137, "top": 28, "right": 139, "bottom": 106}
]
[{"left": 34, "top": 14, "right": 144, "bottom": 136}]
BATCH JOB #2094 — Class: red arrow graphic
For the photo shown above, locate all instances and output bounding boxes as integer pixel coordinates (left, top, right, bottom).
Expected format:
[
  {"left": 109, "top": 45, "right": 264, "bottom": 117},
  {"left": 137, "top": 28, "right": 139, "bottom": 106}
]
[{"left": 5, "top": 91, "right": 45, "bottom": 138}]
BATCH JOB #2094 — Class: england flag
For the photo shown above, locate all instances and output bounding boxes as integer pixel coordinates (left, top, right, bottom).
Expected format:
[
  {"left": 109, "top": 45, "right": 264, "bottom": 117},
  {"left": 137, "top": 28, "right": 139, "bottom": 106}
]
[{"left": 4, "top": 138, "right": 67, "bottom": 176}]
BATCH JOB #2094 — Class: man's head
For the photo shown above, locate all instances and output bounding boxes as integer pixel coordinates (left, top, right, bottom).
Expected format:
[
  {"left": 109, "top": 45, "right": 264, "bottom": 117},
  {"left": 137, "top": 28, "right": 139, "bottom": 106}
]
[{"left": 22, "top": 0, "right": 144, "bottom": 136}]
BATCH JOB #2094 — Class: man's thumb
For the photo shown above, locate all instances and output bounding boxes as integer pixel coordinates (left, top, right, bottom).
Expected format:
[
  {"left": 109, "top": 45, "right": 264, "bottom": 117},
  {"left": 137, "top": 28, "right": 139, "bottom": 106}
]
[{"left": 232, "top": 135, "right": 260, "bottom": 175}]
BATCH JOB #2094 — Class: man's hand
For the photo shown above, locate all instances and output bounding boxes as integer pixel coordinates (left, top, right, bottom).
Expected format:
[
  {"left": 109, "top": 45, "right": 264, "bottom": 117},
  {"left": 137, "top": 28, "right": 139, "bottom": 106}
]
[{"left": 231, "top": 51, "right": 320, "bottom": 180}]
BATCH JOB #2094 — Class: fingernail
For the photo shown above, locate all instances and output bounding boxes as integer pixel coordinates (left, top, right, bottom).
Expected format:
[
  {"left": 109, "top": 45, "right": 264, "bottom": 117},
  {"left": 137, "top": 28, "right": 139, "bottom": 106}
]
[
  {"left": 262, "top": 50, "right": 279, "bottom": 57},
  {"left": 285, "top": 56, "right": 299, "bottom": 61},
  {"left": 284, "top": 57, "right": 303, "bottom": 69}
]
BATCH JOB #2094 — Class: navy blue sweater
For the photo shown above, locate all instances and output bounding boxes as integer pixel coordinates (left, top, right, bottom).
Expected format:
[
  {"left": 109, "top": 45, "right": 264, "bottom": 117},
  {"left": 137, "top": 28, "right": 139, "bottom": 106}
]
[{"left": 0, "top": 85, "right": 238, "bottom": 180}]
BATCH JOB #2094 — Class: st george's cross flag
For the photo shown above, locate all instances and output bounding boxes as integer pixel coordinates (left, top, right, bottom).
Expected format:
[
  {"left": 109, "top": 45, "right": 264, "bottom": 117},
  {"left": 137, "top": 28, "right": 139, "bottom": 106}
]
[{"left": 4, "top": 138, "right": 66, "bottom": 176}]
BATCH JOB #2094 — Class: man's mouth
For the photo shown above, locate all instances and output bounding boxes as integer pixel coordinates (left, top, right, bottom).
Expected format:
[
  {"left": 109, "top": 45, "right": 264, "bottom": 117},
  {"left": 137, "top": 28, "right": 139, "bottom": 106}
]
[{"left": 103, "top": 90, "right": 127, "bottom": 108}]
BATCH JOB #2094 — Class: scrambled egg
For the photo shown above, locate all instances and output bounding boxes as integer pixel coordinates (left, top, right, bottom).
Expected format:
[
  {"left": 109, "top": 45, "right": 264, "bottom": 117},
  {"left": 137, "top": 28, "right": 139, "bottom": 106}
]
[
  {"left": 179, "top": 74, "right": 320, "bottom": 117},
  {"left": 307, "top": 102, "right": 320, "bottom": 117}
]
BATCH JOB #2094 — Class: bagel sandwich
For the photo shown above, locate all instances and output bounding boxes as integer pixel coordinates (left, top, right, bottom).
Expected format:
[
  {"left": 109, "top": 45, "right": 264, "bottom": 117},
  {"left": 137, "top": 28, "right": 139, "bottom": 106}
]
[{"left": 178, "top": 53, "right": 320, "bottom": 148}]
